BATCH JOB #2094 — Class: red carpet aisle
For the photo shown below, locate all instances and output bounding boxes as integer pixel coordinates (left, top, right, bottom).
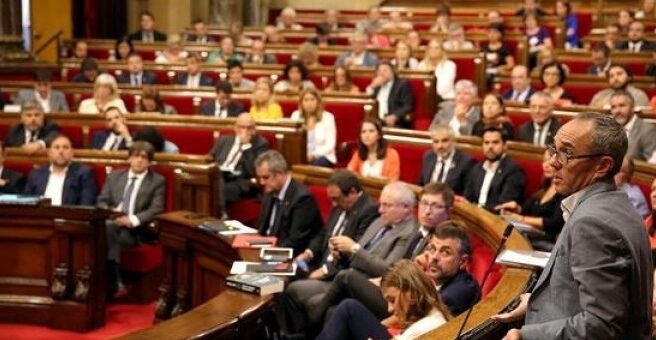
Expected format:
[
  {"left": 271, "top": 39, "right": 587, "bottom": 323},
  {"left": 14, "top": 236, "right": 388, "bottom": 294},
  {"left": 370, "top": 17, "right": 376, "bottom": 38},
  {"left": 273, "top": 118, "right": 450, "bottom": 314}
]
[{"left": 0, "top": 302, "right": 155, "bottom": 339}]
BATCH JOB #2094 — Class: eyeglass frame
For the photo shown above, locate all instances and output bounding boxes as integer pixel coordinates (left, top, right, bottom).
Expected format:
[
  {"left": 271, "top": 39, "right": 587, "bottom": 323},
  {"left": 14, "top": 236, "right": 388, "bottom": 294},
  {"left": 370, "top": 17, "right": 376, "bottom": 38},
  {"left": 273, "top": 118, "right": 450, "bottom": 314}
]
[
  {"left": 546, "top": 144, "right": 608, "bottom": 165},
  {"left": 418, "top": 200, "right": 447, "bottom": 211}
]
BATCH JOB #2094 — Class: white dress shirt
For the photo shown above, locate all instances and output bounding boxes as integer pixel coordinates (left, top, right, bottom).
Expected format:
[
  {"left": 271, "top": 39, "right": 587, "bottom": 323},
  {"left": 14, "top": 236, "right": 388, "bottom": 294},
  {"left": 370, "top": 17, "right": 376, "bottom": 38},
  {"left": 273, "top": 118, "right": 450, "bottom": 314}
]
[
  {"left": 361, "top": 160, "right": 384, "bottom": 178},
  {"left": 35, "top": 92, "right": 51, "bottom": 113},
  {"left": 118, "top": 170, "right": 148, "bottom": 226},
  {"left": 532, "top": 119, "right": 553, "bottom": 146},
  {"left": 221, "top": 138, "right": 251, "bottom": 173},
  {"left": 623, "top": 114, "right": 637, "bottom": 139},
  {"left": 375, "top": 81, "right": 392, "bottom": 118},
  {"left": 431, "top": 151, "right": 455, "bottom": 183},
  {"left": 214, "top": 100, "right": 228, "bottom": 117},
  {"left": 44, "top": 166, "right": 68, "bottom": 206},
  {"left": 186, "top": 74, "right": 201, "bottom": 88},
  {"left": 477, "top": 159, "right": 501, "bottom": 207},
  {"left": 102, "top": 133, "right": 123, "bottom": 151}
]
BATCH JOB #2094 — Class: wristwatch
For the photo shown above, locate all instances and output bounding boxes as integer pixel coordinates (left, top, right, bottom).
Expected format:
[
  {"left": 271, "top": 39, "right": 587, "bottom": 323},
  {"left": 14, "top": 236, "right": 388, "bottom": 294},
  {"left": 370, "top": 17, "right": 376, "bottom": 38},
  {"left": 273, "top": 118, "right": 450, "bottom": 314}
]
[{"left": 350, "top": 243, "right": 361, "bottom": 255}]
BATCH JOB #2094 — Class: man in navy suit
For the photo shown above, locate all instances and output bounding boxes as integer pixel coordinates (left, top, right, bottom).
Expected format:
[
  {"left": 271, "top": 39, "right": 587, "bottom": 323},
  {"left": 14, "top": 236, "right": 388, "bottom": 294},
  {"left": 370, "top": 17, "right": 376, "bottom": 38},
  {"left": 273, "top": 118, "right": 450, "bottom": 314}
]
[
  {"left": 617, "top": 21, "right": 656, "bottom": 52},
  {"left": 116, "top": 53, "right": 158, "bottom": 86},
  {"left": 502, "top": 65, "right": 535, "bottom": 105},
  {"left": 186, "top": 19, "right": 215, "bottom": 43},
  {"left": 90, "top": 107, "right": 133, "bottom": 151},
  {"left": 24, "top": 134, "right": 97, "bottom": 206},
  {"left": 366, "top": 61, "right": 414, "bottom": 128},
  {"left": 419, "top": 124, "right": 475, "bottom": 195},
  {"left": 518, "top": 92, "right": 561, "bottom": 147},
  {"left": 200, "top": 81, "right": 246, "bottom": 117},
  {"left": 4, "top": 101, "right": 60, "bottom": 155},
  {"left": 463, "top": 126, "right": 526, "bottom": 212},
  {"left": 175, "top": 53, "right": 214, "bottom": 88},
  {"left": 127, "top": 11, "right": 167, "bottom": 42},
  {"left": 0, "top": 141, "right": 25, "bottom": 194}
]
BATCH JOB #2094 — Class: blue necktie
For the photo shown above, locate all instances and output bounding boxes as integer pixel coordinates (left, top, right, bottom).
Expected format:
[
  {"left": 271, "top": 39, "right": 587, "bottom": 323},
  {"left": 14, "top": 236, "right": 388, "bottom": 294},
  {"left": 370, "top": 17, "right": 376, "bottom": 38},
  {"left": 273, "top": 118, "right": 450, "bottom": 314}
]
[{"left": 121, "top": 177, "right": 137, "bottom": 214}]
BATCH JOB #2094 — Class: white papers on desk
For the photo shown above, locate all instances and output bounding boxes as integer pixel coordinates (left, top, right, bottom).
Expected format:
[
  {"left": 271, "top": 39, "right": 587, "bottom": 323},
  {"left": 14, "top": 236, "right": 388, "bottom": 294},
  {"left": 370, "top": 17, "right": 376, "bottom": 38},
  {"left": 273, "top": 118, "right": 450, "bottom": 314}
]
[
  {"left": 219, "top": 220, "right": 258, "bottom": 236},
  {"left": 497, "top": 249, "right": 551, "bottom": 269}
]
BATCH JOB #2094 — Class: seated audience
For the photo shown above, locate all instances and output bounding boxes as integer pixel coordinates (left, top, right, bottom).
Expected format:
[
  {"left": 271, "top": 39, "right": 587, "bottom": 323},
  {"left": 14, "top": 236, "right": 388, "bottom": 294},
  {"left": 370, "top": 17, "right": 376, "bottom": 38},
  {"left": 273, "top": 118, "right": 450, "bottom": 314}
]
[
  {"left": 316, "top": 260, "right": 450, "bottom": 340},
  {"left": 540, "top": 61, "right": 576, "bottom": 106},
  {"left": 274, "top": 60, "right": 316, "bottom": 93},
  {"left": 515, "top": 0, "right": 547, "bottom": 17},
  {"left": 72, "top": 57, "right": 100, "bottom": 83},
  {"left": 255, "top": 150, "right": 323, "bottom": 255},
  {"left": 518, "top": 92, "right": 561, "bottom": 146},
  {"left": 24, "top": 134, "right": 97, "bottom": 206},
  {"left": 91, "top": 107, "right": 132, "bottom": 151},
  {"left": 200, "top": 81, "right": 245, "bottom": 118},
  {"left": 225, "top": 60, "right": 255, "bottom": 91},
  {"left": 324, "top": 65, "right": 361, "bottom": 94},
  {"left": 0, "top": 141, "right": 25, "bottom": 194},
  {"left": 487, "top": 10, "right": 504, "bottom": 25},
  {"left": 430, "top": 80, "right": 481, "bottom": 136},
  {"left": 617, "top": 20, "right": 656, "bottom": 52},
  {"left": 110, "top": 37, "right": 134, "bottom": 61},
  {"left": 609, "top": 90, "right": 656, "bottom": 162},
  {"left": 133, "top": 126, "right": 179, "bottom": 154},
  {"left": 366, "top": 61, "right": 415, "bottom": 128},
  {"left": 79, "top": 74, "right": 127, "bottom": 114},
  {"left": 443, "top": 23, "right": 475, "bottom": 51},
  {"left": 590, "top": 64, "right": 649, "bottom": 108},
  {"left": 555, "top": 1, "right": 580, "bottom": 49},
  {"left": 366, "top": 25, "right": 393, "bottom": 49},
  {"left": 604, "top": 23, "right": 622, "bottom": 51},
  {"left": 496, "top": 150, "right": 564, "bottom": 251},
  {"left": 472, "top": 93, "right": 515, "bottom": 138},
  {"left": 154, "top": 34, "right": 188, "bottom": 63},
  {"left": 418, "top": 39, "right": 456, "bottom": 100},
  {"left": 308, "top": 23, "right": 337, "bottom": 48},
  {"left": 430, "top": 4, "right": 455, "bottom": 33},
  {"left": 615, "top": 156, "right": 650, "bottom": 218},
  {"left": 249, "top": 77, "right": 283, "bottom": 119},
  {"left": 128, "top": 11, "right": 167, "bottom": 42},
  {"left": 502, "top": 65, "right": 535, "bottom": 104},
  {"left": 208, "top": 36, "right": 243, "bottom": 65},
  {"left": 335, "top": 32, "right": 379, "bottom": 68},
  {"left": 99, "top": 141, "right": 166, "bottom": 298},
  {"left": 418, "top": 125, "right": 476, "bottom": 195},
  {"left": 14, "top": 70, "right": 69, "bottom": 113},
  {"left": 138, "top": 87, "right": 177, "bottom": 114},
  {"left": 263, "top": 25, "right": 285, "bottom": 44},
  {"left": 347, "top": 118, "right": 400, "bottom": 180},
  {"left": 209, "top": 113, "right": 269, "bottom": 215},
  {"left": 229, "top": 22, "right": 253, "bottom": 46},
  {"left": 175, "top": 54, "right": 214, "bottom": 88},
  {"left": 618, "top": 9, "right": 635, "bottom": 34},
  {"left": 356, "top": 6, "right": 387, "bottom": 34},
  {"left": 390, "top": 40, "right": 418, "bottom": 71},
  {"left": 406, "top": 30, "right": 422, "bottom": 50},
  {"left": 322, "top": 9, "right": 341, "bottom": 31},
  {"left": 71, "top": 40, "right": 88, "bottom": 59},
  {"left": 116, "top": 53, "right": 158, "bottom": 85},
  {"left": 243, "top": 39, "right": 277, "bottom": 65},
  {"left": 636, "top": 0, "right": 656, "bottom": 18},
  {"left": 383, "top": 10, "right": 414, "bottom": 32},
  {"left": 186, "top": 19, "right": 215, "bottom": 43},
  {"left": 483, "top": 23, "right": 515, "bottom": 83},
  {"left": 4, "top": 101, "right": 60, "bottom": 154},
  {"left": 276, "top": 7, "right": 303, "bottom": 30},
  {"left": 291, "top": 89, "right": 336, "bottom": 167},
  {"left": 586, "top": 43, "right": 612, "bottom": 77},
  {"left": 525, "top": 13, "right": 553, "bottom": 70},
  {"left": 464, "top": 126, "right": 526, "bottom": 212},
  {"left": 531, "top": 48, "right": 568, "bottom": 77}
]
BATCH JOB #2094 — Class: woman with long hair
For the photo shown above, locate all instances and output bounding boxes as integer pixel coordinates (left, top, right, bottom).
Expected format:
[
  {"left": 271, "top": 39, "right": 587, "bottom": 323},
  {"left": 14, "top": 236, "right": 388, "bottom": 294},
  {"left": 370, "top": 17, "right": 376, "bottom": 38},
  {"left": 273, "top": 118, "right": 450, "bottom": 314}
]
[
  {"left": 316, "top": 260, "right": 450, "bottom": 340},
  {"left": 347, "top": 118, "right": 400, "bottom": 180},
  {"left": 290, "top": 89, "right": 336, "bottom": 167},
  {"left": 249, "top": 77, "right": 283, "bottom": 119},
  {"left": 391, "top": 40, "right": 419, "bottom": 71},
  {"left": 472, "top": 93, "right": 514, "bottom": 138},
  {"left": 417, "top": 39, "right": 456, "bottom": 100},
  {"left": 555, "top": 1, "right": 580, "bottom": 49},
  {"left": 324, "top": 65, "right": 360, "bottom": 94},
  {"left": 111, "top": 37, "right": 134, "bottom": 61}
]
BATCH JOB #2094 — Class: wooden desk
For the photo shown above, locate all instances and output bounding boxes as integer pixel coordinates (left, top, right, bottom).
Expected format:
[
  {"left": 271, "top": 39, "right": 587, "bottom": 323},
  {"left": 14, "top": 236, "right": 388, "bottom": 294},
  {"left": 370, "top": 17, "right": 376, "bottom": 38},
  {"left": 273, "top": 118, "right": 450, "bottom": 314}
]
[{"left": 0, "top": 202, "right": 110, "bottom": 331}]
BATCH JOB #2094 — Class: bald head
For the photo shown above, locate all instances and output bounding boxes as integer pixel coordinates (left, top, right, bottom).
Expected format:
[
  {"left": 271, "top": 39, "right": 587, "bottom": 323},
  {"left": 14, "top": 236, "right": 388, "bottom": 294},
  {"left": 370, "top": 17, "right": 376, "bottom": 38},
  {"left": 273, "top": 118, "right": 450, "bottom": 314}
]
[
  {"left": 511, "top": 65, "right": 530, "bottom": 93},
  {"left": 234, "top": 112, "right": 257, "bottom": 144}
]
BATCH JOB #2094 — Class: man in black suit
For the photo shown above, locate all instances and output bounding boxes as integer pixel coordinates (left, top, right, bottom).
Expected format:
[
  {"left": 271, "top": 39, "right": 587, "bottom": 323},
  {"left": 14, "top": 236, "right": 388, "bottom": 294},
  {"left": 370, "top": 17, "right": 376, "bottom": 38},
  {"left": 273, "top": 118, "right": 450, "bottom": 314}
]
[
  {"left": 255, "top": 150, "right": 323, "bottom": 255},
  {"left": 186, "top": 19, "right": 215, "bottom": 43},
  {"left": 209, "top": 113, "right": 269, "bottom": 214},
  {"left": 4, "top": 101, "right": 60, "bottom": 155},
  {"left": 127, "top": 11, "right": 167, "bottom": 42},
  {"left": 366, "top": 61, "right": 415, "bottom": 128},
  {"left": 502, "top": 65, "right": 535, "bottom": 105},
  {"left": 294, "top": 169, "right": 379, "bottom": 279},
  {"left": 175, "top": 53, "right": 214, "bottom": 88},
  {"left": 24, "top": 135, "right": 97, "bottom": 206},
  {"left": 116, "top": 53, "right": 158, "bottom": 86},
  {"left": 71, "top": 57, "right": 100, "bottom": 83},
  {"left": 518, "top": 92, "right": 561, "bottom": 147},
  {"left": 419, "top": 124, "right": 476, "bottom": 195},
  {"left": 200, "top": 81, "right": 245, "bottom": 117},
  {"left": 464, "top": 126, "right": 526, "bottom": 212},
  {"left": 97, "top": 141, "right": 166, "bottom": 297},
  {"left": 586, "top": 43, "right": 612, "bottom": 77},
  {"left": 90, "top": 107, "right": 133, "bottom": 151},
  {"left": 617, "top": 21, "right": 656, "bottom": 53},
  {"left": 0, "top": 141, "right": 25, "bottom": 194}
]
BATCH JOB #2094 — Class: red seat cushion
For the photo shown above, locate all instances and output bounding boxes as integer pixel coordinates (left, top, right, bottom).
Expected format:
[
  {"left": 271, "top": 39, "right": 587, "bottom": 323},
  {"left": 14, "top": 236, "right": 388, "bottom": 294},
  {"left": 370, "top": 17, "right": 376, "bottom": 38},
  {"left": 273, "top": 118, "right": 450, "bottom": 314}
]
[
  {"left": 309, "top": 185, "right": 331, "bottom": 222},
  {"left": 120, "top": 243, "right": 164, "bottom": 272},
  {"left": 467, "top": 232, "right": 503, "bottom": 297},
  {"left": 514, "top": 158, "right": 544, "bottom": 199},
  {"left": 227, "top": 199, "right": 262, "bottom": 227},
  {"left": 157, "top": 126, "right": 216, "bottom": 154}
]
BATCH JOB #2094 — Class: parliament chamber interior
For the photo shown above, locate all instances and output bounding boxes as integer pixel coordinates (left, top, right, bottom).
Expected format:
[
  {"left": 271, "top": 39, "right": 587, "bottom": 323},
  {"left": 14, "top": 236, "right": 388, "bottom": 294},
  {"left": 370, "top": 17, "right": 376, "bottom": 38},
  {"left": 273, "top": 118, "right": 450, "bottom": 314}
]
[{"left": 1, "top": 0, "right": 656, "bottom": 339}]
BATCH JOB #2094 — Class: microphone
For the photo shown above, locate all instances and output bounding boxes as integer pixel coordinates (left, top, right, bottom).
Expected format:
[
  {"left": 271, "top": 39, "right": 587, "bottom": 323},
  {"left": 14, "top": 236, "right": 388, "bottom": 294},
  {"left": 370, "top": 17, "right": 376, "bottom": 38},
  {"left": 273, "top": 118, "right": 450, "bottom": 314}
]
[{"left": 455, "top": 223, "right": 514, "bottom": 340}]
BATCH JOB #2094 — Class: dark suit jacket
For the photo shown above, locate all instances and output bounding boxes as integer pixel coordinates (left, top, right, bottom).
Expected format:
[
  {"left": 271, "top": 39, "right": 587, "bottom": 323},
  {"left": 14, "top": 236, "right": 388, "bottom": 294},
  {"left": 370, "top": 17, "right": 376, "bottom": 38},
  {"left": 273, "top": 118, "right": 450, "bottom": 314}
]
[
  {"left": 90, "top": 130, "right": 130, "bottom": 151},
  {"left": 128, "top": 30, "right": 167, "bottom": 42},
  {"left": 616, "top": 39, "right": 656, "bottom": 52},
  {"left": 517, "top": 116, "right": 561, "bottom": 146},
  {"left": 501, "top": 87, "right": 536, "bottom": 104},
  {"left": 3, "top": 120, "right": 61, "bottom": 147},
  {"left": 24, "top": 162, "right": 98, "bottom": 206},
  {"left": 71, "top": 73, "right": 96, "bottom": 83},
  {"left": 308, "top": 193, "right": 379, "bottom": 273},
  {"left": 199, "top": 100, "right": 246, "bottom": 117},
  {"left": 464, "top": 156, "right": 526, "bottom": 212},
  {"left": 441, "top": 270, "right": 481, "bottom": 315},
  {"left": 175, "top": 73, "right": 215, "bottom": 87},
  {"left": 210, "top": 134, "right": 269, "bottom": 193},
  {"left": 116, "top": 71, "right": 159, "bottom": 85},
  {"left": 0, "top": 167, "right": 26, "bottom": 194},
  {"left": 256, "top": 178, "right": 323, "bottom": 256},
  {"left": 418, "top": 149, "right": 476, "bottom": 195},
  {"left": 186, "top": 34, "right": 216, "bottom": 43},
  {"left": 372, "top": 78, "right": 415, "bottom": 128}
]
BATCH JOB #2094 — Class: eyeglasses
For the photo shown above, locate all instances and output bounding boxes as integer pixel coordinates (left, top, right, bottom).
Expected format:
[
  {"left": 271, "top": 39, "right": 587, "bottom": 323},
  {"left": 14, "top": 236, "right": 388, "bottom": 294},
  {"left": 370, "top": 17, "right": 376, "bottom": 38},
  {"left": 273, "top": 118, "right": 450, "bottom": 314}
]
[
  {"left": 418, "top": 200, "right": 447, "bottom": 211},
  {"left": 546, "top": 144, "right": 607, "bottom": 165}
]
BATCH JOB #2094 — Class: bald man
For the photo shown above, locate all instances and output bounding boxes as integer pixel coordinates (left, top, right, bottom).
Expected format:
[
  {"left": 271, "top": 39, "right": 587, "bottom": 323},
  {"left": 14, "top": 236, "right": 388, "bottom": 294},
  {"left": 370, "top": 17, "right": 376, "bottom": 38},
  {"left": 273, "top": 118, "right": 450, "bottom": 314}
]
[{"left": 209, "top": 113, "right": 270, "bottom": 214}]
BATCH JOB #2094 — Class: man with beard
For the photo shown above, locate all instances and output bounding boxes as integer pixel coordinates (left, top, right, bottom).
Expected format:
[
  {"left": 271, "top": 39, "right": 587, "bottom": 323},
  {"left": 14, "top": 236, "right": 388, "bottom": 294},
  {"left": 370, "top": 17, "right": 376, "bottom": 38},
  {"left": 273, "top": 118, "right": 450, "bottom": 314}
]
[
  {"left": 90, "top": 107, "right": 133, "bottom": 151},
  {"left": 609, "top": 90, "right": 656, "bottom": 162},
  {"left": 463, "top": 126, "right": 525, "bottom": 212},
  {"left": 589, "top": 64, "right": 649, "bottom": 108}
]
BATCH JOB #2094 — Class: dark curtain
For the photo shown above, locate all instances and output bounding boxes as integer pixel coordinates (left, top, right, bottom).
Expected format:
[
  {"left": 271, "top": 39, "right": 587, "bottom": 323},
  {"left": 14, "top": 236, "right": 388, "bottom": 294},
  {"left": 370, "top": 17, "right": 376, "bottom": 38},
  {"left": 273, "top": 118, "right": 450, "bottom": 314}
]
[
  {"left": 1, "top": 0, "right": 21, "bottom": 36},
  {"left": 73, "top": 0, "right": 127, "bottom": 39}
]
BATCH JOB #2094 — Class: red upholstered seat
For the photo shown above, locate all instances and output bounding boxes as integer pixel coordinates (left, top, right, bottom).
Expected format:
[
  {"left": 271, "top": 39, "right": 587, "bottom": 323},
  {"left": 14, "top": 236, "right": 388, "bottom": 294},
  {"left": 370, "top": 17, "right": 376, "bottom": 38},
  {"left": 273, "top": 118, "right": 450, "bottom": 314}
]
[
  {"left": 309, "top": 185, "right": 331, "bottom": 222},
  {"left": 120, "top": 243, "right": 164, "bottom": 272},
  {"left": 150, "top": 165, "right": 176, "bottom": 211},
  {"left": 514, "top": 158, "right": 544, "bottom": 199},
  {"left": 467, "top": 232, "right": 503, "bottom": 297},
  {"left": 59, "top": 125, "right": 85, "bottom": 149},
  {"left": 227, "top": 199, "right": 262, "bottom": 227},
  {"left": 387, "top": 141, "right": 430, "bottom": 183},
  {"left": 157, "top": 126, "right": 215, "bottom": 154},
  {"left": 507, "top": 110, "right": 534, "bottom": 132}
]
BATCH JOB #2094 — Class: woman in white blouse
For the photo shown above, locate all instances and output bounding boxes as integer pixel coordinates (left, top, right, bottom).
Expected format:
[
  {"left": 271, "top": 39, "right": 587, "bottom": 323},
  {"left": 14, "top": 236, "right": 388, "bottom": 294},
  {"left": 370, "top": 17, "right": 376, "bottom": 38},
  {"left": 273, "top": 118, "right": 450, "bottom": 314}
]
[
  {"left": 78, "top": 73, "right": 127, "bottom": 114},
  {"left": 417, "top": 39, "right": 457, "bottom": 101},
  {"left": 290, "top": 89, "right": 336, "bottom": 167}
]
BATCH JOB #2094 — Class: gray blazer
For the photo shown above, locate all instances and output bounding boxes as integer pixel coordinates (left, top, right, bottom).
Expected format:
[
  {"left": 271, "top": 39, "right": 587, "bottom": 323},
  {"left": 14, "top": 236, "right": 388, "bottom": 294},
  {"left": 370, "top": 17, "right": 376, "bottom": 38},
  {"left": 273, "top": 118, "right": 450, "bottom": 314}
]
[
  {"left": 627, "top": 117, "right": 656, "bottom": 162},
  {"left": 14, "top": 89, "right": 69, "bottom": 112},
  {"left": 429, "top": 101, "right": 480, "bottom": 135},
  {"left": 349, "top": 216, "right": 417, "bottom": 277},
  {"left": 523, "top": 181, "right": 653, "bottom": 339}
]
